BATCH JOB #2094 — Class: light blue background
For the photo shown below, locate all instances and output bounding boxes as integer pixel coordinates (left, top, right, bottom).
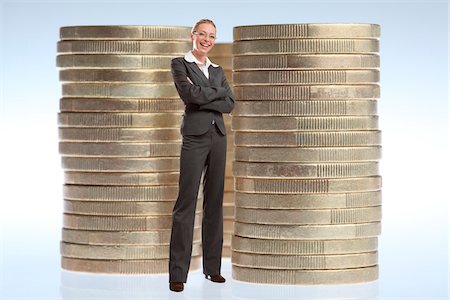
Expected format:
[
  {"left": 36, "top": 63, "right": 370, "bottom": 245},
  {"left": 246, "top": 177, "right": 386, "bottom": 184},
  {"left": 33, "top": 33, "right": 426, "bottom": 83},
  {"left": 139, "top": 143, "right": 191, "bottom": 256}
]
[{"left": 0, "top": 0, "right": 448, "bottom": 299}]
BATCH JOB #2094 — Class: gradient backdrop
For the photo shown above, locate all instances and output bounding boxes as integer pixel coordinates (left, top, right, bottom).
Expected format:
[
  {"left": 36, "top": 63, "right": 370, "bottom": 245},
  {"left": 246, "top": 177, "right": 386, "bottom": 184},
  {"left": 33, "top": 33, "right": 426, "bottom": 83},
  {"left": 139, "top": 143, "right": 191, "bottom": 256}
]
[{"left": 0, "top": 0, "right": 448, "bottom": 299}]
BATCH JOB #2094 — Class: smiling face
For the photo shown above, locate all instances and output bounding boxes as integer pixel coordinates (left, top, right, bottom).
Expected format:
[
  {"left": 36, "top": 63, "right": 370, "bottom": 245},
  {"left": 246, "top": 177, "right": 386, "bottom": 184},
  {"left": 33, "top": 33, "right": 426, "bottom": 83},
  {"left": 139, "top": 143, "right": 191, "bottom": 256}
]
[{"left": 191, "top": 22, "right": 216, "bottom": 57}]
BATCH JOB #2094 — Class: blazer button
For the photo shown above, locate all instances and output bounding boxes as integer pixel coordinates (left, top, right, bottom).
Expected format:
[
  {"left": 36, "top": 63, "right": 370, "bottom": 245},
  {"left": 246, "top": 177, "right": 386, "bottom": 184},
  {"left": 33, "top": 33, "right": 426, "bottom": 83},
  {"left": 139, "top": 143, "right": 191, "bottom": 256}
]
[{"left": 212, "top": 120, "right": 215, "bottom": 124}]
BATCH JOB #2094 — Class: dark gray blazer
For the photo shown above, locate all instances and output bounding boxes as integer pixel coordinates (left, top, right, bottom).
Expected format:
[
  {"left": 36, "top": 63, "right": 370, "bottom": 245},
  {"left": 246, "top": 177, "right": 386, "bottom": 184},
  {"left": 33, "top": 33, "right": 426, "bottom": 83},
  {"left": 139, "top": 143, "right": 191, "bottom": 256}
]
[{"left": 171, "top": 57, "right": 235, "bottom": 136}]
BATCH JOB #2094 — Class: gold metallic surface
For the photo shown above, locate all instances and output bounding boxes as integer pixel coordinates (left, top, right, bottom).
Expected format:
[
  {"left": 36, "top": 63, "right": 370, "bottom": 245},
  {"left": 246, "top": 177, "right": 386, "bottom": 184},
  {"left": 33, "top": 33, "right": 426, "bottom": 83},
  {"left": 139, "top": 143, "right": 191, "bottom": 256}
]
[
  {"left": 234, "top": 131, "right": 381, "bottom": 147},
  {"left": 233, "top": 54, "right": 379, "bottom": 70},
  {"left": 233, "top": 24, "right": 380, "bottom": 40},
  {"left": 231, "top": 236, "right": 377, "bottom": 254},
  {"left": 234, "top": 176, "right": 382, "bottom": 194},
  {"left": 57, "top": 40, "right": 190, "bottom": 54},
  {"left": 61, "top": 227, "right": 201, "bottom": 245},
  {"left": 60, "top": 98, "right": 184, "bottom": 112},
  {"left": 231, "top": 251, "right": 378, "bottom": 269},
  {"left": 233, "top": 70, "right": 380, "bottom": 85},
  {"left": 234, "top": 146, "right": 381, "bottom": 162},
  {"left": 61, "top": 157, "right": 180, "bottom": 172},
  {"left": 59, "top": 142, "right": 181, "bottom": 157},
  {"left": 233, "top": 39, "right": 379, "bottom": 55},
  {"left": 232, "top": 265, "right": 378, "bottom": 284},
  {"left": 231, "top": 116, "right": 378, "bottom": 131},
  {"left": 234, "top": 191, "right": 382, "bottom": 209},
  {"left": 60, "top": 241, "right": 202, "bottom": 259},
  {"left": 58, "top": 128, "right": 181, "bottom": 142},
  {"left": 234, "top": 207, "right": 382, "bottom": 225},
  {"left": 64, "top": 172, "right": 180, "bottom": 185},
  {"left": 232, "top": 101, "right": 378, "bottom": 117},
  {"left": 59, "top": 26, "right": 192, "bottom": 41},
  {"left": 58, "top": 112, "right": 182, "bottom": 127}
]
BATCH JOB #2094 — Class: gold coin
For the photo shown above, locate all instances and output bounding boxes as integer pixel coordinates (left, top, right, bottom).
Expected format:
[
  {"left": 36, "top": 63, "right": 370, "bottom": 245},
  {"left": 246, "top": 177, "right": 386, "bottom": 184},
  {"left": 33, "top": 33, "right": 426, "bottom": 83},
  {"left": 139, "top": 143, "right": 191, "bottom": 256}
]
[
  {"left": 234, "top": 131, "right": 381, "bottom": 147},
  {"left": 233, "top": 54, "right": 379, "bottom": 70},
  {"left": 63, "top": 199, "right": 202, "bottom": 216},
  {"left": 61, "top": 256, "right": 201, "bottom": 274},
  {"left": 58, "top": 128, "right": 181, "bottom": 142},
  {"left": 63, "top": 213, "right": 201, "bottom": 231},
  {"left": 61, "top": 227, "right": 201, "bottom": 245},
  {"left": 59, "top": 69, "right": 174, "bottom": 83},
  {"left": 64, "top": 172, "right": 180, "bottom": 185},
  {"left": 208, "top": 43, "right": 232, "bottom": 57},
  {"left": 234, "top": 146, "right": 381, "bottom": 162},
  {"left": 60, "top": 98, "right": 184, "bottom": 112},
  {"left": 232, "top": 251, "right": 378, "bottom": 269},
  {"left": 58, "top": 112, "right": 182, "bottom": 127},
  {"left": 232, "top": 161, "right": 378, "bottom": 178},
  {"left": 234, "top": 191, "right": 382, "bottom": 209},
  {"left": 59, "top": 26, "right": 192, "bottom": 41},
  {"left": 233, "top": 24, "right": 380, "bottom": 40},
  {"left": 234, "top": 176, "right": 382, "bottom": 194},
  {"left": 232, "top": 264, "right": 378, "bottom": 284},
  {"left": 62, "top": 83, "right": 178, "bottom": 98},
  {"left": 234, "top": 222, "right": 381, "bottom": 239},
  {"left": 57, "top": 54, "right": 176, "bottom": 69},
  {"left": 63, "top": 185, "right": 181, "bottom": 201},
  {"left": 231, "top": 235, "right": 377, "bottom": 254},
  {"left": 59, "top": 142, "right": 181, "bottom": 157},
  {"left": 61, "top": 157, "right": 179, "bottom": 172},
  {"left": 234, "top": 206, "right": 382, "bottom": 225},
  {"left": 233, "top": 70, "right": 379, "bottom": 85},
  {"left": 233, "top": 39, "right": 379, "bottom": 55},
  {"left": 57, "top": 40, "right": 190, "bottom": 54},
  {"left": 233, "top": 85, "right": 379, "bottom": 100},
  {"left": 232, "top": 101, "right": 378, "bottom": 117},
  {"left": 61, "top": 241, "right": 202, "bottom": 259}
]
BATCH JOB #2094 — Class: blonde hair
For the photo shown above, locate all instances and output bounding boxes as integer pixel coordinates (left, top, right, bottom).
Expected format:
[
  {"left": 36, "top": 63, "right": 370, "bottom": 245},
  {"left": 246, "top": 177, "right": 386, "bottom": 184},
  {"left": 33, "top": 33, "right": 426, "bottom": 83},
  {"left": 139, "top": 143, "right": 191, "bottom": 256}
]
[{"left": 191, "top": 19, "right": 216, "bottom": 34}]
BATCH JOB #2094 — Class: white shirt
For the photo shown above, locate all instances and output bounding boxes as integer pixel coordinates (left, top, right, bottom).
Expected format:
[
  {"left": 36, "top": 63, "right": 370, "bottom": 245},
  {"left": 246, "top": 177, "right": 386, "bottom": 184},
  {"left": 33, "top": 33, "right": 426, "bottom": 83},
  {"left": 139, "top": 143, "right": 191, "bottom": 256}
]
[{"left": 184, "top": 50, "right": 219, "bottom": 79}]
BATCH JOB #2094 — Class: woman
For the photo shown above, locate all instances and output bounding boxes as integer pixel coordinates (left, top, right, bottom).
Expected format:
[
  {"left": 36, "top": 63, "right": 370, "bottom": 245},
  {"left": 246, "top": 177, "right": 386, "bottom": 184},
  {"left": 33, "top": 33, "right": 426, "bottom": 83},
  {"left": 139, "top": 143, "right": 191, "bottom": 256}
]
[{"left": 168, "top": 19, "right": 235, "bottom": 292}]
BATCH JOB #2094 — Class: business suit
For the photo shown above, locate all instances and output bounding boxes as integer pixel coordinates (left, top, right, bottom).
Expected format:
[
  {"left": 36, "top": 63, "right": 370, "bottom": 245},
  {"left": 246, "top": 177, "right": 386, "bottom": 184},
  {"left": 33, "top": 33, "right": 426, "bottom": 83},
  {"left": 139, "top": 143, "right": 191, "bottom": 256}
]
[{"left": 169, "top": 55, "right": 235, "bottom": 283}]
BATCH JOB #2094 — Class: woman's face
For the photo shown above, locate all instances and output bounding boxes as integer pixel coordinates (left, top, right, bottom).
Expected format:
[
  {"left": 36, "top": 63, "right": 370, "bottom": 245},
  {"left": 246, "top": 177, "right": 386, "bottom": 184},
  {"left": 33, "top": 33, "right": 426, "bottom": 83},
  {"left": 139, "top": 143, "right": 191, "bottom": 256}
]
[{"left": 191, "top": 23, "right": 216, "bottom": 56}]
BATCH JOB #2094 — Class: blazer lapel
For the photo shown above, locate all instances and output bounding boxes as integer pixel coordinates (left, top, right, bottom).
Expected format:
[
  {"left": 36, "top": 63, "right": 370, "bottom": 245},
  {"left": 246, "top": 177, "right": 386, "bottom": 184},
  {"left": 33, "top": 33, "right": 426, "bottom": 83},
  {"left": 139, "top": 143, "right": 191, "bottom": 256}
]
[{"left": 186, "top": 62, "right": 211, "bottom": 86}]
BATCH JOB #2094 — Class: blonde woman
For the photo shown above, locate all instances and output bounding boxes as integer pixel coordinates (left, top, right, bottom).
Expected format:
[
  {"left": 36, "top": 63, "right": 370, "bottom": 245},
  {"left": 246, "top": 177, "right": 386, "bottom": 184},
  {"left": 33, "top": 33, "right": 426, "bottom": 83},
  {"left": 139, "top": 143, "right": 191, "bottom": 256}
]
[{"left": 168, "top": 19, "right": 235, "bottom": 292}]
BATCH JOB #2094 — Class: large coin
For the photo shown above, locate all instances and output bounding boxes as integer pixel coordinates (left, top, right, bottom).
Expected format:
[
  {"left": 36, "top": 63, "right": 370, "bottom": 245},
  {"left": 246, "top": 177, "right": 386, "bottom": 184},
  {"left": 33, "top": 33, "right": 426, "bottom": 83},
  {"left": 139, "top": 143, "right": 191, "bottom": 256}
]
[
  {"left": 57, "top": 55, "right": 176, "bottom": 69},
  {"left": 59, "top": 26, "right": 192, "bottom": 41},
  {"left": 232, "top": 161, "right": 379, "bottom": 178},
  {"left": 64, "top": 172, "right": 180, "bottom": 185},
  {"left": 60, "top": 98, "right": 184, "bottom": 112},
  {"left": 234, "top": 206, "right": 382, "bottom": 225},
  {"left": 231, "top": 101, "right": 377, "bottom": 117},
  {"left": 234, "top": 176, "right": 381, "bottom": 194},
  {"left": 233, "top": 54, "right": 379, "bottom": 70},
  {"left": 234, "top": 191, "right": 382, "bottom": 209},
  {"left": 234, "top": 146, "right": 382, "bottom": 162},
  {"left": 61, "top": 227, "right": 201, "bottom": 245},
  {"left": 231, "top": 235, "right": 377, "bottom": 254},
  {"left": 234, "top": 131, "right": 381, "bottom": 147},
  {"left": 233, "top": 85, "right": 379, "bottom": 100},
  {"left": 59, "top": 69, "right": 174, "bottom": 83},
  {"left": 233, "top": 39, "right": 379, "bottom": 55},
  {"left": 62, "top": 83, "right": 178, "bottom": 98},
  {"left": 233, "top": 70, "right": 379, "bottom": 85},
  {"left": 231, "top": 264, "right": 378, "bottom": 284},
  {"left": 58, "top": 112, "right": 182, "bottom": 127},
  {"left": 233, "top": 24, "right": 380, "bottom": 40},
  {"left": 61, "top": 157, "right": 179, "bottom": 172},
  {"left": 234, "top": 221, "right": 381, "bottom": 239},
  {"left": 232, "top": 251, "right": 378, "bottom": 269},
  {"left": 61, "top": 241, "right": 202, "bottom": 259},
  {"left": 58, "top": 128, "right": 181, "bottom": 142},
  {"left": 59, "top": 142, "right": 181, "bottom": 157},
  {"left": 57, "top": 40, "right": 190, "bottom": 54}
]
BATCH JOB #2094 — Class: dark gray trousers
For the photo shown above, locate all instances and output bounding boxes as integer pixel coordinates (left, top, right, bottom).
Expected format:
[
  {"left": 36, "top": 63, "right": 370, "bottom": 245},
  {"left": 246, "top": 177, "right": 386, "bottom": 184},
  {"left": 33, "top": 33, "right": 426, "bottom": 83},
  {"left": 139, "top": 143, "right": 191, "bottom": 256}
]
[{"left": 169, "top": 123, "right": 226, "bottom": 282}]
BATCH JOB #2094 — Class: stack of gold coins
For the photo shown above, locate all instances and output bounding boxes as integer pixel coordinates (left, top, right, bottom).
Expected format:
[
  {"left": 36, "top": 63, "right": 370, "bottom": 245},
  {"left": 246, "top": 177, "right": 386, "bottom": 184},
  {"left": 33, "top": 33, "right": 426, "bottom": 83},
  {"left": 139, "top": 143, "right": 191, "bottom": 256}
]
[
  {"left": 208, "top": 43, "right": 234, "bottom": 257},
  {"left": 57, "top": 26, "right": 203, "bottom": 274},
  {"left": 231, "top": 24, "right": 381, "bottom": 284}
]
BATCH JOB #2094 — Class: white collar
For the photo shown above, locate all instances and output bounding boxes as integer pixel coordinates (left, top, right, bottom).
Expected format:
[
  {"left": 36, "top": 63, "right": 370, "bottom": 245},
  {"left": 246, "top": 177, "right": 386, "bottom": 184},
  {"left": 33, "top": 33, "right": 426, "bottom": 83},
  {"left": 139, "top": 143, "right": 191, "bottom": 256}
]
[{"left": 184, "top": 51, "right": 219, "bottom": 68}]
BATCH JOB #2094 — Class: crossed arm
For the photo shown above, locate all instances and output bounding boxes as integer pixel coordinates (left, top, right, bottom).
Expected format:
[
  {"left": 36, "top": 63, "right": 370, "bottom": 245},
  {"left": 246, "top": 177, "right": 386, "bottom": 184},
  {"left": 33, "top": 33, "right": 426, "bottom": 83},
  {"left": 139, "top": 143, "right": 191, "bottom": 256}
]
[{"left": 171, "top": 58, "right": 235, "bottom": 113}]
